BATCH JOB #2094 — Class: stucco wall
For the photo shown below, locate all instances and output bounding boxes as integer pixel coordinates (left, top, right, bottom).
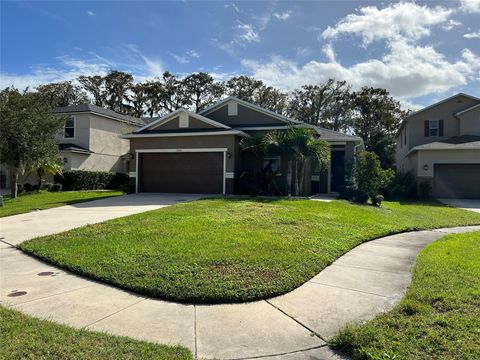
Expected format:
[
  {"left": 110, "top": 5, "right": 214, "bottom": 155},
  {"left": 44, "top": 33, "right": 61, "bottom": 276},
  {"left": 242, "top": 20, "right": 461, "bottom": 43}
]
[
  {"left": 56, "top": 113, "right": 90, "bottom": 150},
  {"left": 152, "top": 116, "right": 216, "bottom": 130},
  {"left": 89, "top": 114, "right": 135, "bottom": 156},
  {"left": 206, "top": 103, "right": 285, "bottom": 126},
  {"left": 458, "top": 107, "right": 480, "bottom": 136},
  {"left": 65, "top": 152, "right": 126, "bottom": 173},
  {"left": 415, "top": 149, "right": 480, "bottom": 178}
]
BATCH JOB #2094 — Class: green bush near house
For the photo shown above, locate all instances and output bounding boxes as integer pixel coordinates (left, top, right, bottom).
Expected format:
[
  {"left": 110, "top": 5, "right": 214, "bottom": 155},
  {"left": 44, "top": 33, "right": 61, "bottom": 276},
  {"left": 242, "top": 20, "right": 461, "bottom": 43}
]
[
  {"left": 330, "top": 231, "right": 480, "bottom": 360},
  {"left": 55, "top": 170, "right": 128, "bottom": 191},
  {"left": 20, "top": 198, "right": 480, "bottom": 303},
  {"left": 0, "top": 306, "right": 192, "bottom": 360}
]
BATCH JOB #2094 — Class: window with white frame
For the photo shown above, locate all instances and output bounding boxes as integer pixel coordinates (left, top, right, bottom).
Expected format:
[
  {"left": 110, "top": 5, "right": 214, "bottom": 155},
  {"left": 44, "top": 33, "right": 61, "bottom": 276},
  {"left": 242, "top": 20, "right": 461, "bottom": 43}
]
[
  {"left": 429, "top": 120, "right": 438, "bottom": 137},
  {"left": 64, "top": 116, "right": 75, "bottom": 138}
]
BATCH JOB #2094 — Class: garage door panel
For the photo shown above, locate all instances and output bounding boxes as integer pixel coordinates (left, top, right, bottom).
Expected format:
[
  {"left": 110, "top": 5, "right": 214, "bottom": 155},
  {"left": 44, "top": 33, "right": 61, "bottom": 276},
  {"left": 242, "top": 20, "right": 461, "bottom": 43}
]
[
  {"left": 433, "top": 164, "right": 480, "bottom": 199},
  {"left": 139, "top": 152, "right": 224, "bottom": 194}
]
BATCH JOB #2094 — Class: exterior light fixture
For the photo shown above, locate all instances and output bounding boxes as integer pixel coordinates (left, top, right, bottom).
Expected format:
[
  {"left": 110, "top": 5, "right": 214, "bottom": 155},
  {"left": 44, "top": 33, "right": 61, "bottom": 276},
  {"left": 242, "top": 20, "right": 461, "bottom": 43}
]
[{"left": 423, "top": 164, "right": 429, "bottom": 171}]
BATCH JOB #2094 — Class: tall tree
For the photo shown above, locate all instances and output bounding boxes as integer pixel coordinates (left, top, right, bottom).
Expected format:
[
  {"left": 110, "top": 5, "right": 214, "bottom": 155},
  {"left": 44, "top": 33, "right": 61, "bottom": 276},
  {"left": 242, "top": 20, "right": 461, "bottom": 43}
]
[
  {"left": 128, "top": 82, "right": 149, "bottom": 118},
  {"left": 226, "top": 76, "right": 288, "bottom": 114},
  {"left": 157, "top": 72, "right": 190, "bottom": 113},
  {"left": 36, "top": 81, "right": 88, "bottom": 108},
  {"left": 350, "top": 87, "right": 406, "bottom": 169},
  {"left": 287, "top": 79, "right": 351, "bottom": 129},
  {"left": 104, "top": 70, "right": 134, "bottom": 113},
  {"left": 182, "top": 72, "right": 224, "bottom": 112},
  {"left": 78, "top": 75, "right": 106, "bottom": 106},
  {"left": 0, "top": 88, "right": 63, "bottom": 198}
]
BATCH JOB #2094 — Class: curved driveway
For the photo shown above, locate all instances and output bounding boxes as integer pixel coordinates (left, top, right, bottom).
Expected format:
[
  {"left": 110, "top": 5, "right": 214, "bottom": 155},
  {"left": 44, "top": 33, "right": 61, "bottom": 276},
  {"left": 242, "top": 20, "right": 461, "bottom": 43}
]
[{"left": 1, "top": 194, "right": 479, "bottom": 359}]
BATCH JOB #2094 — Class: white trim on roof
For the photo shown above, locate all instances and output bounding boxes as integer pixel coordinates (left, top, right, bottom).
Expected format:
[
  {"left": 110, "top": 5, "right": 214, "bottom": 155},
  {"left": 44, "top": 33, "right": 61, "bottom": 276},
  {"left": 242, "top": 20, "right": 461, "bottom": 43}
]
[
  {"left": 123, "top": 130, "right": 250, "bottom": 138},
  {"left": 199, "top": 96, "right": 302, "bottom": 124},
  {"left": 54, "top": 110, "right": 142, "bottom": 127},
  {"left": 135, "top": 108, "right": 231, "bottom": 132},
  {"left": 455, "top": 103, "right": 480, "bottom": 116}
]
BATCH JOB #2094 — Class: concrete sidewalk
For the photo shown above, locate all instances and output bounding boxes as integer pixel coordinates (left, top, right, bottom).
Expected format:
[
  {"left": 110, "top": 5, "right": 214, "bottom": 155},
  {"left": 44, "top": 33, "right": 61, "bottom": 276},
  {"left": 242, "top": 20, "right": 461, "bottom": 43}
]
[
  {"left": 2, "top": 221, "right": 479, "bottom": 359},
  {"left": 0, "top": 193, "right": 203, "bottom": 246},
  {"left": 438, "top": 198, "right": 480, "bottom": 213}
]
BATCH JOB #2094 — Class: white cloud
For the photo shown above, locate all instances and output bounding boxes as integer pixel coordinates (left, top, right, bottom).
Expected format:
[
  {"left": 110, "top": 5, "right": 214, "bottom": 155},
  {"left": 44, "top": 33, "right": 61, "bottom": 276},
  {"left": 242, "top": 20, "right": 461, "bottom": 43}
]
[
  {"left": 186, "top": 50, "right": 200, "bottom": 58},
  {"left": 464, "top": 31, "right": 480, "bottom": 38},
  {"left": 322, "top": 44, "right": 336, "bottom": 63},
  {"left": 224, "top": 3, "right": 239, "bottom": 13},
  {"left": 0, "top": 46, "right": 165, "bottom": 89},
  {"left": 170, "top": 53, "right": 189, "bottom": 64},
  {"left": 87, "top": 10, "right": 95, "bottom": 16},
  {"left": 442, "top": 19, "right": 462, "bottom": 31},
  {"left": 242, "top": 40, "right": 480, "bottom": 100},
  {"left": 273, "top": 11, "right": 291, "bottom": 21},
  {"left": 459, "top": 0, "right": 480, "bottom": 13},
  {"left": 236, "top": 22, "right": 260, "bottom": 43},
  {"left": 322, "top": 3, "right": 452, "bottom": 45}
]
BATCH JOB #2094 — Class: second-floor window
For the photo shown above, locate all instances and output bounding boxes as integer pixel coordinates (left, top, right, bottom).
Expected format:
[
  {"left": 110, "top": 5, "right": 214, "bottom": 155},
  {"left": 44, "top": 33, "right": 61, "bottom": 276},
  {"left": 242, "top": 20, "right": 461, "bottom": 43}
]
[
  {"left": 64, "top": 117, "right": 75, "bottom": 138},
  {"left": 429, "top": 120, "right": 439, "bottom": 137},
  {"left": 424, "top": 119, "right": 444, "bottom": 137}
]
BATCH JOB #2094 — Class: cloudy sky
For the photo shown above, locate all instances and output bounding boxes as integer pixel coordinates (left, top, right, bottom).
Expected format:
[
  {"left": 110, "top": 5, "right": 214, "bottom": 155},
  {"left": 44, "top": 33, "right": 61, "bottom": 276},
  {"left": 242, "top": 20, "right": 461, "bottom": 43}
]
[{"left": 1, "top": 0, "right": 479, "bottom": 109}]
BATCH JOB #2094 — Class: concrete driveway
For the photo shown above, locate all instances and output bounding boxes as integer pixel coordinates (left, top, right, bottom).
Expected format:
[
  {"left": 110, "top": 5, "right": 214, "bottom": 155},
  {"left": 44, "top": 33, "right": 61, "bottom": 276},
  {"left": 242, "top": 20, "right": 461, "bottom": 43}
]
[
  {"left": 0, "top": 193, "right": 204, "bottom": 246},
  {"left": 438, "top": 198, "right": 480, "bottom": 213}
]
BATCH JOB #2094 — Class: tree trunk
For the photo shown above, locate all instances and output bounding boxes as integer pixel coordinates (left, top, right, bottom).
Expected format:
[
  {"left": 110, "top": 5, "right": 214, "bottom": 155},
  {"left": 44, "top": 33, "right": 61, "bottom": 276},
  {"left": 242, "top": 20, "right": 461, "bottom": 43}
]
[
  {"left": 293, "top": 157, "right": 299, "bottom": 196},
  {"left": 36, "top": 169, "right": 44, "bottom": 191},
  {"left": 10, "top": 167, "right": 18, "bottom": 199},
  {"left": 298, "top": 159, "right": 306, "bottom": 196},
  {"left": 286, "top": 159, "right": 292, "bottom": 196}
]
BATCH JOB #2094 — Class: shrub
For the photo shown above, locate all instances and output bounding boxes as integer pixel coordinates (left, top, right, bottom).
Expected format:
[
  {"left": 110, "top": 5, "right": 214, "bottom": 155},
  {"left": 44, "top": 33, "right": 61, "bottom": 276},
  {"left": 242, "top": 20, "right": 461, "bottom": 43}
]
[
  {"left": 387, "top": 171, "right": 417, "bottom": 199},
  {"left": 54, "top": 170, "right": 128, "bottom": 191},
  {"left": 418, "top": 182, "right": 432, "bottom": 200},
  {"left": 49, "top": 183, "right": 62, "bottom": 192},
  {"left": 16, "top": 183, "right": 24, "bottom": 194},
  {"left": 353, "top": 190, "right": 369, "bottom": 204},
  {"left": 353, "top": 151, "right": 393, "bottom": 205},
  {"left": 23, "top": 183, "right": 33, "bottom": 192},
  {"left": 32, "top": 184, "right": 39, "bottom": 192}
]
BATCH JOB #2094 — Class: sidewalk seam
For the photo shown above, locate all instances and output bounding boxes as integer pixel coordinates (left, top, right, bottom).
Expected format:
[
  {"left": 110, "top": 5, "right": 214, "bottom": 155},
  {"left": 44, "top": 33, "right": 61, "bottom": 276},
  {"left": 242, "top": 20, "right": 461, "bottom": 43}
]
[
  {"left": 307, "top": 281, "right": 390, "bottom": 298},
  {"left": 82, "top": 298, "right": 146, "bottom": 329},
  {"left": 264, "top": 299, "right": 328, "bottom": 343}
]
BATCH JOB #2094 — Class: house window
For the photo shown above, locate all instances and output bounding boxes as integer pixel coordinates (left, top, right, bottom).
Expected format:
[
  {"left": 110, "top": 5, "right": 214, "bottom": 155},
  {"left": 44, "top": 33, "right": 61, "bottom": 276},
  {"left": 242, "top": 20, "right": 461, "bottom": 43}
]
[
  {"left": 64, "top": 117, "right": 75, "bottom": 138},
  {"left": 429, "top": 120, "right": 438, "bottom": 137},
  {"left": 263, "top": 157, "right": 281, "bottom": 173}
]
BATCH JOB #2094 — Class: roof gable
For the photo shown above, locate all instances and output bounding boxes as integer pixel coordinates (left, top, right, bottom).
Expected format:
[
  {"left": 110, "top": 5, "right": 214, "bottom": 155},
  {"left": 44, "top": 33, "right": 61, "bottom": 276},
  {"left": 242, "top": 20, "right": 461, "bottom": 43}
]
[
  {"left": 199, "top": 96, "right": 301, "bottom": 126},
  {"left": 135, "top": 108, "right": 231, "bottom": 133}
]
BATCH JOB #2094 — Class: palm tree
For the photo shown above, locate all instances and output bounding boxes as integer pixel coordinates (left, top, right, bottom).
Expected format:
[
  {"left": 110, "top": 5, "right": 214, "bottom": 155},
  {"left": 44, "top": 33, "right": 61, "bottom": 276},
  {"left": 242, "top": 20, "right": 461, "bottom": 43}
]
[
  {"left": 27, "top": 157, "right": 63, "bottom": 190},
  {"left": 263, "top": 126, "right": 330, "bottom": 196}
]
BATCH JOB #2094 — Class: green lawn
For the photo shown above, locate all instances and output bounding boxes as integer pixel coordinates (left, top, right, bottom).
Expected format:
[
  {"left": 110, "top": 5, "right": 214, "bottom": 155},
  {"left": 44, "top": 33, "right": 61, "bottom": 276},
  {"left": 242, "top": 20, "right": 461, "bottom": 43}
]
[
  {"left": 0, "top": 306, "right": 192, "bottom": 360},
  {"left": 20, "top": 199, "right": 480, "bottom": 303},
  {"left": 330, "top": 231, "right": 480, "bottom": 360},
  {"left": 0, "top": 190, "right": 123, "bottom": 217}
]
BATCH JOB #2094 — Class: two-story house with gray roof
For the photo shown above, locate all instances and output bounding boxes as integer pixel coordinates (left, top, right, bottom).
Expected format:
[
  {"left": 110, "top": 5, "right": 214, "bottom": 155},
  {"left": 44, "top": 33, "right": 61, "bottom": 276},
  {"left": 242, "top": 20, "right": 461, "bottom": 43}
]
[{"left": 396, "top": 93, "right": 480, "bottom": 199}]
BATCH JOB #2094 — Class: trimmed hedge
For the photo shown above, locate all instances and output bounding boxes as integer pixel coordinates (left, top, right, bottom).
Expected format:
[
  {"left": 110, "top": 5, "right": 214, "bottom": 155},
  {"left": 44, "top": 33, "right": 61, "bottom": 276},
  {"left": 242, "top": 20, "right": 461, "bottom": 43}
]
[{"left": 54, "top": 170, "right": 128, "bottom": 191}]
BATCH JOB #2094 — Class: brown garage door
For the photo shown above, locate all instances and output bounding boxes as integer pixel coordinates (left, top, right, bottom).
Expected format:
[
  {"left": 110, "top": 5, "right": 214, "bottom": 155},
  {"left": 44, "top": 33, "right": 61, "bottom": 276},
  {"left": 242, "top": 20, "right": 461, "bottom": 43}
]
[
  {"left": 433, "top": 164, "right": 480, "bottom": 199},
  {"left": 139, "top": 152, "right": 224, "bottom": 194}
]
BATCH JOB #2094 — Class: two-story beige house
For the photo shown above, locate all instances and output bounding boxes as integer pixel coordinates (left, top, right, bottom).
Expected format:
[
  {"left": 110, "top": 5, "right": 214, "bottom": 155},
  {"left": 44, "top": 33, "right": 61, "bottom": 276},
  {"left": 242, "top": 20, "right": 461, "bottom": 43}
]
[
  {"left": 52, "top": 104, "right": 143, "bottom": 173},
  {"left": 1, "top": 104, "right": 143, "bottom": 188},
  {"left": 396, "top": 93, "right": 480, "bottom": 199}
]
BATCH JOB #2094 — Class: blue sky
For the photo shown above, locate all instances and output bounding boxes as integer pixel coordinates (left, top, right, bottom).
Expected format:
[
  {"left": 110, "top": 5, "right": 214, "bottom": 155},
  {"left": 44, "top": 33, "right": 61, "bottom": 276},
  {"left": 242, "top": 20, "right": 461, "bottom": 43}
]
[{"left": 1, "top": 0, "right": 479, "bottom": 109}]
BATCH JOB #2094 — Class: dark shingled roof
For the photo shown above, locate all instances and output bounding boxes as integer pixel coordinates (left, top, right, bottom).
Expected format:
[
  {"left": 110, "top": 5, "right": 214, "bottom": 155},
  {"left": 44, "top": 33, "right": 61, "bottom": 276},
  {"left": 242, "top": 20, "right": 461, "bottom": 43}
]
[
  {"left": 53, "top": 104, "right": 144, "bottom": 126},
  {"left": 315, "top": 127, "right": 362, "bottom": 141},
  {"left": 136, "top": 128, "right": 233, "bottom": 134},
  {"left": 58, "top": 143, "right": 92, "bottom": 154},
  {"left": 413, "top": 135, "right": 480, "bottom": 151}
]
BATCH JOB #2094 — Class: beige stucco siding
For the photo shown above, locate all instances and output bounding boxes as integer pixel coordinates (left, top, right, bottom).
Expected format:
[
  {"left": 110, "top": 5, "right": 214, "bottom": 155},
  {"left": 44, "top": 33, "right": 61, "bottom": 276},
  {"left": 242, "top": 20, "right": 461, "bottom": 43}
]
[
  {"left": 64, "top": 152, "right": 126, "bottom": 173},
  {"left": 89, "top": 114, "right": 134, "bottom": 156},
  {"left": 458, "top": 108, "right": 480, "bottom": 136},
  {"left": 415, "top": 149, "right": 480, "bottom": 178},
  {"left": 206, "top": 103, "right": 285, "bottom": 126},
  {"left": 56, "top": 113, "right": 90, "bottom": 150}
]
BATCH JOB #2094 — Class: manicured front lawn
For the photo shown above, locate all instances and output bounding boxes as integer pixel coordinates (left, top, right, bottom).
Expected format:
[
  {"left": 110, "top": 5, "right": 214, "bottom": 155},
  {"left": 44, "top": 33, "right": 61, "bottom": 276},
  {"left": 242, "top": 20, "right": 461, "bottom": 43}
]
[
  {"left": 0, "top": 190, "right": 123, "bottom": 217},
  {"left": 20, "top": 199, "right": 480, "bottom": 303},
  {"left": 331, "top": 231, "right": 480, "bottom": 360},
  {"left": 0, "top": 306, "right": 192, "bottom": 360}
]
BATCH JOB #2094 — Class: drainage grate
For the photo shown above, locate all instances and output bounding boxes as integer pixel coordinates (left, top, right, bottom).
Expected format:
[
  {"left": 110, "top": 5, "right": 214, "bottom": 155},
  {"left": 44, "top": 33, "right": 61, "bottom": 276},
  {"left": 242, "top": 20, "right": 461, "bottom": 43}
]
[
  {"left": 8, "top": 291, "right": 27, "bottom": 297},
  {"left": 37, "top": 271, "right": 55, "bottom": 276}
]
